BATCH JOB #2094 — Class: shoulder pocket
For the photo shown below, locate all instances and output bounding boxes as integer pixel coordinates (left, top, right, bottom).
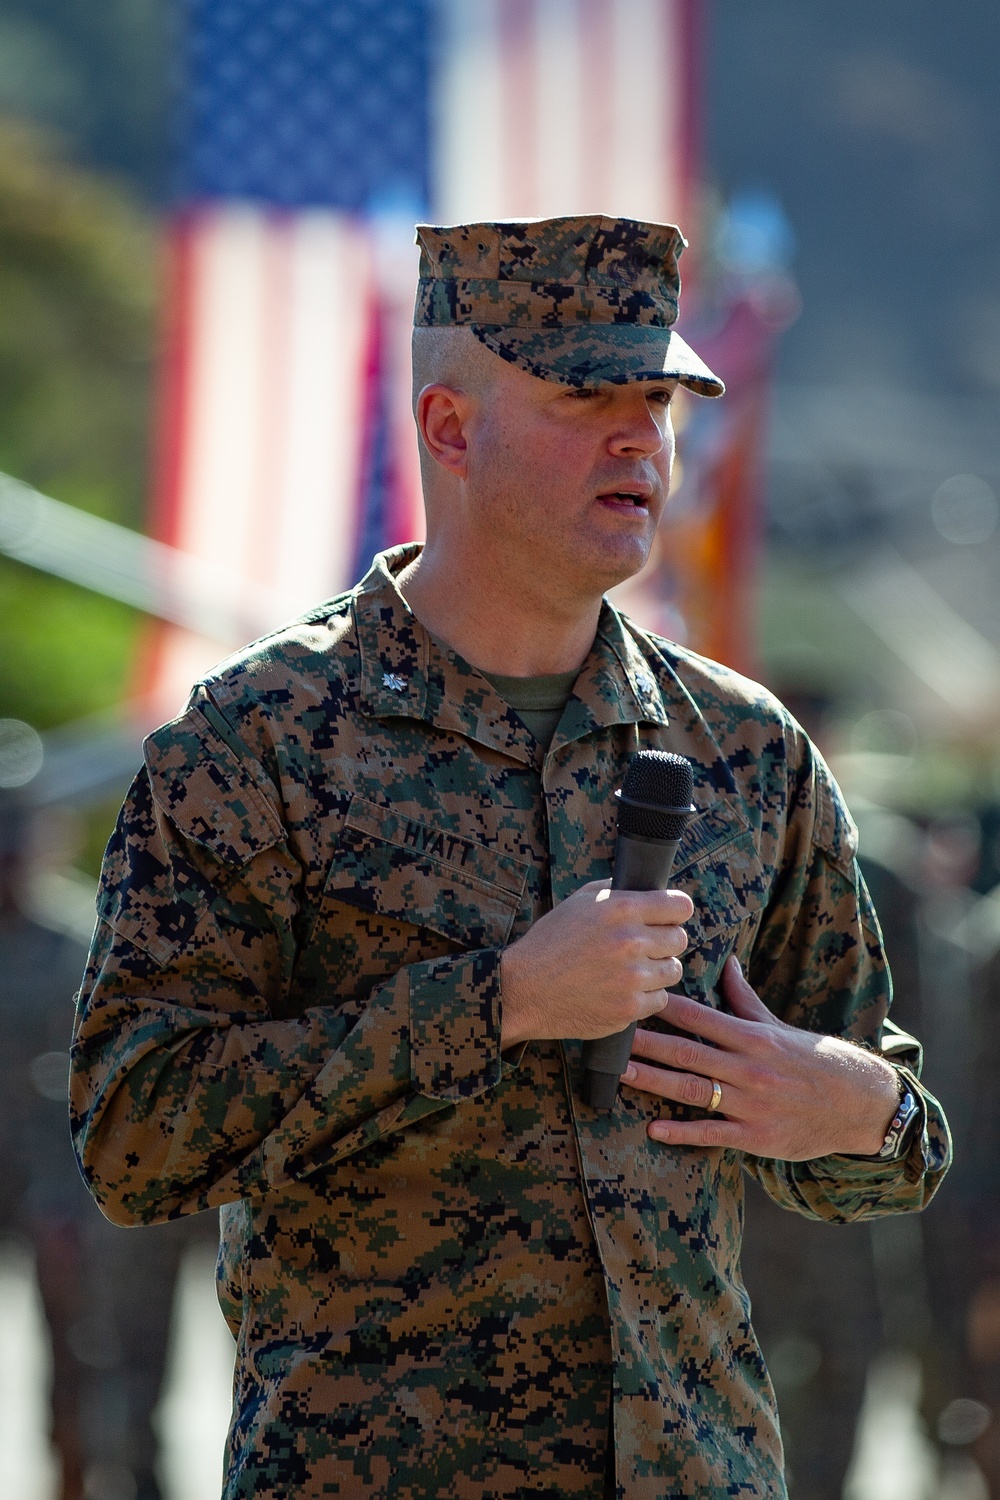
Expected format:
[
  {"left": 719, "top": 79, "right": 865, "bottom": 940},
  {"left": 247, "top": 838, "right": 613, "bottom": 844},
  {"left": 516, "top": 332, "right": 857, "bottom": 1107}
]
[
  {"left": 144, "top": 703, "right": 284, "bottom": 865},
  {"left": 98, "top": 704, "right": 285, "bottom": 965},
  {"left": 323, "top": 795, "right": 529, "bottom": 950},
  {"left": 674, "top": 803, "right": 767, "bottom": 946}
]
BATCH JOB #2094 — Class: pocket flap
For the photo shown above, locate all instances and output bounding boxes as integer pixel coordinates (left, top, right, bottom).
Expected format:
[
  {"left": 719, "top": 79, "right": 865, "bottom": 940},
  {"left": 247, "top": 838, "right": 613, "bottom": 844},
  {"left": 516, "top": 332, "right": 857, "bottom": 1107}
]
[
  {"left": 96, "top": 771, "right": 215, "bottom": 966},
  {"left": 673, "top": 800, "right": 751, "bottom": 877},
  {"left": 672, "top": 801, "right": 767, "bottom": 946},
  {"left": 682, "top": 834, "right": 765, "bottom": 945},
  {"left": 97, "top": 707, "right": 287, "bottom": 967},
  {"left": 323, "top": 796, "right": 529, "bottom": 950},
  {"left": 143, "top": 704, "right": 284, "bottom": 868}
]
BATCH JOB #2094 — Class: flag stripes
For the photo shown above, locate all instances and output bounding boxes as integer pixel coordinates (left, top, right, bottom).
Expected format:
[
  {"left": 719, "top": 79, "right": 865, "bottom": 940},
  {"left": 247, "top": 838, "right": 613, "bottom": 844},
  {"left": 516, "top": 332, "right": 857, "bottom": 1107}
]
[
  {"left": 435, "top": 0, "right": 696, "bottom": 227},
  {"left": 143, "top": 0, "right": 699, "bottom": 720}
]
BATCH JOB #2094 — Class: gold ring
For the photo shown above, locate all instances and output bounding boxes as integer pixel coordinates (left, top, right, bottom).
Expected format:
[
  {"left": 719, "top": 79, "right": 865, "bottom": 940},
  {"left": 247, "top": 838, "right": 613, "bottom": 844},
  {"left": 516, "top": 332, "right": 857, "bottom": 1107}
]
[{"left": 708, "top": 1079, "right": 723, "bottom": 1112}]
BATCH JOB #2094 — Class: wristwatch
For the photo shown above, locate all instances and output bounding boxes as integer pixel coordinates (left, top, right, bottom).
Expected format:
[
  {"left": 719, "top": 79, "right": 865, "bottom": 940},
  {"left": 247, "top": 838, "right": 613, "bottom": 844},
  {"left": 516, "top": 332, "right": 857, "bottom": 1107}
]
[{"left": 877, "top": 1087, "right": 921, "bottom": 1161}]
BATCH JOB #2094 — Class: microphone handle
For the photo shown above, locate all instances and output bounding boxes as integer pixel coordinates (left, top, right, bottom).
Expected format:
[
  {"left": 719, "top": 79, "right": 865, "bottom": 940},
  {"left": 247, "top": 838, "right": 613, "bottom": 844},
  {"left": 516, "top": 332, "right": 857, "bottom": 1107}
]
[{"left": 581, "top": 832, "right": 683, "bottom": 1111}]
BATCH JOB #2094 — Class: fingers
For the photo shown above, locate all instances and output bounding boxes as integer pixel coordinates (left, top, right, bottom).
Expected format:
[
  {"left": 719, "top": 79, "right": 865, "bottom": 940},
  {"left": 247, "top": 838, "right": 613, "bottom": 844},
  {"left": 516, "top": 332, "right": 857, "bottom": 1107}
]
[
  {"left": 649, "top": 976, "right": 781, "bottom": 1047},
  {"left": 623, "top": 1057, "right": 746, "bottom": 1114},
  {"left": 720, "top": 955, "right": 774, "bottom": 1022},
  {"left": 606, "top": 887, "right": 694, "bottom": 926},
  {"left": 599, "top": 890, "right": 691, "bottom": 969},
  {"left": 637, "top": 959, "right": 684, "bottom": 993},
  {"left": 641, "top": 927, "right": 688, "bottom": 963},
  {"left": 591, "top": 887, "right": 690, "bottom": 986},
  {"left": 630, "top": 1027, "right": 742, "bottom": 1084},
  {"left": 647, "top": 1117, "right": 746, "bottom": 1149},
  {"left": 649, "top": 991, "right": 755, "bottom": 1047}
]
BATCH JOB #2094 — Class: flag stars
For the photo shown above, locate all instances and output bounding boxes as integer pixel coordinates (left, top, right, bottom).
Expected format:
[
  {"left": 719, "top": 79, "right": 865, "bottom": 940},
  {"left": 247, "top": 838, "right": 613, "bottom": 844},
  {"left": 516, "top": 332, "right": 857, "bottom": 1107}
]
[{"left": 177, "top": 0, "right": 431, "bottom": 210}]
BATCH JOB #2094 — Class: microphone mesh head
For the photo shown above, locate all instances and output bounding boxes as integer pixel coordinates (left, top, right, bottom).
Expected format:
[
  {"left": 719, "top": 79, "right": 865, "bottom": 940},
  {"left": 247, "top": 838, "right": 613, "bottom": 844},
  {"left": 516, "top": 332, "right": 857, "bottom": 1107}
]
[{"left": 617, "top": 751, "right": 694, "bottom": 840}]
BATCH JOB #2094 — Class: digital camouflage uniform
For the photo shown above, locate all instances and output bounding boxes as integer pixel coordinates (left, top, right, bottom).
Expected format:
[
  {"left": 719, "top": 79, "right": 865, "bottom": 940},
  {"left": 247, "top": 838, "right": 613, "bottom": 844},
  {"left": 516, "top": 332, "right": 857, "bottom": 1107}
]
[
  {"left": 71, "top": 217, "right": 950, "bottom": 1498},
  {"left": 71, "top": 547, "right": 950, "bottom": 1500}
]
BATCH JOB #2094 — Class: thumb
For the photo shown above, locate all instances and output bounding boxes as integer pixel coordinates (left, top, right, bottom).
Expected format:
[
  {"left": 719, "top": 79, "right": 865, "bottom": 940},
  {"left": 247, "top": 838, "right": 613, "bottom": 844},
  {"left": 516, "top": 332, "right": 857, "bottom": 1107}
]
[{"left": 722, "top": 955, "right": 772, "bottom": 1023}]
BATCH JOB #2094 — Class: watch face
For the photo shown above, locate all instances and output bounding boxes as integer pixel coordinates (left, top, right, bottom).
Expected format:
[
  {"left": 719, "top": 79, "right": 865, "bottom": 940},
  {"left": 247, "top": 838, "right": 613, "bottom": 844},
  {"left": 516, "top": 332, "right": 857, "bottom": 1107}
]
[
  {"left": 879, "top": 1090, "right": 920, "bottom": 1160},
  {"left": 899, "top": 1091, "right": 919, "bottom": 1130}
]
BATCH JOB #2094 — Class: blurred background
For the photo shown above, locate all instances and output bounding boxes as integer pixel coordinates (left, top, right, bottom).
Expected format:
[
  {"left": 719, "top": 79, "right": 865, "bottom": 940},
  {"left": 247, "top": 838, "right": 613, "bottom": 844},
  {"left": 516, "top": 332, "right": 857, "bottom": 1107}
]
[{"left": 0, "top": 2, "right": 998, "bottom": 1498}]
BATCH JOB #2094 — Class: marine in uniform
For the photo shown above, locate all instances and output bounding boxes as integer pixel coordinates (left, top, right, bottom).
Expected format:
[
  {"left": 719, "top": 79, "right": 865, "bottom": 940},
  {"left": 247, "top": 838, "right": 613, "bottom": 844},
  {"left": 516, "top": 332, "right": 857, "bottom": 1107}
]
[{"left": 71, "top": 216, "right": 951, "bottom": 1499}]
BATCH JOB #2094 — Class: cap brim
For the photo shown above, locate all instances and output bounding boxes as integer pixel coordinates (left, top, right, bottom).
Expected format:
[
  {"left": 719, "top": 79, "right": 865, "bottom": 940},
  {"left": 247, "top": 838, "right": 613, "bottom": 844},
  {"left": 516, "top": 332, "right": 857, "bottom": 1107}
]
[{"left": 472, "top": 323, "right": 724, "bottom": 397}]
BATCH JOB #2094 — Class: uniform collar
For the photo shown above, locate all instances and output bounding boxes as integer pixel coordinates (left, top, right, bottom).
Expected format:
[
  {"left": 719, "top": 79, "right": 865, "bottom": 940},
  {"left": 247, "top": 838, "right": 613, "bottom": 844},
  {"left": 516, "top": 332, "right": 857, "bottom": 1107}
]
[{"left": 352, "top": 546, "right": 670, "bottom": 763}]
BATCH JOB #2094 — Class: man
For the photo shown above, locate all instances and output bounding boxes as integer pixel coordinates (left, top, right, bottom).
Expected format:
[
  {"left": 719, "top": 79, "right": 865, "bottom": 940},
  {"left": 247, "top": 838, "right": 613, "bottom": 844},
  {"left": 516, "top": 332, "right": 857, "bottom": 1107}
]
[{"left": 71, "top": 216, "right": 950, "bottom": 1499}]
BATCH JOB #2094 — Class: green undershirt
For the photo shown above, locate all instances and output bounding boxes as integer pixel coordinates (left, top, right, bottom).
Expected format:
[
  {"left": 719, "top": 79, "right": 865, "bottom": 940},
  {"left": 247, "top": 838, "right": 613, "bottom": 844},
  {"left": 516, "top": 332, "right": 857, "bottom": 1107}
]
[{"left": 481, "top": 667, "right": 579, "bottom": 750}]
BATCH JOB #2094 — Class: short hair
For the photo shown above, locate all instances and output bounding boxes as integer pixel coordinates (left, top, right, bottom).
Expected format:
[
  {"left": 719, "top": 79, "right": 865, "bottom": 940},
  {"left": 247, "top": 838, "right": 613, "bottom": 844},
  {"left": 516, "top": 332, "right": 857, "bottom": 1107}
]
[{"left": 410, "top": 325, "right": 502, "bottom": 412}]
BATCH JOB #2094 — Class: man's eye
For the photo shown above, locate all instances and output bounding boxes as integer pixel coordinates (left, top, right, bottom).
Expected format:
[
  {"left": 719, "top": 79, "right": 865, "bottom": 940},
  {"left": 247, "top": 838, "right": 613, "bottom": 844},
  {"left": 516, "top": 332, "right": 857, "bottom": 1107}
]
[
  {"left": 646, "top": 388, "right": 675, "bottom": 407},
  {"left": 567, "top": 386, "right": 601, "bottom": 400}
]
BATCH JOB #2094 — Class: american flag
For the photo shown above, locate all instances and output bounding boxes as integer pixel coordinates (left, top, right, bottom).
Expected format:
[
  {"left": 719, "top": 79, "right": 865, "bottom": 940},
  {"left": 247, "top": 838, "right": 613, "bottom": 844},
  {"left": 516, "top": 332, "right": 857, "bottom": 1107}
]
[{"left": 144, "top": 0, "right": 704, "bottom": 718}]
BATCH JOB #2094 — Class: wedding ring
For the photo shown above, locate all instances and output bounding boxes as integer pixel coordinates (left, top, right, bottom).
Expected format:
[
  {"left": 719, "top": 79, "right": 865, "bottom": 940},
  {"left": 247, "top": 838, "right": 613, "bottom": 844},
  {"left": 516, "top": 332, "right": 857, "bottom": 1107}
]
[{"left": 707, "top": 1079, "right": 723, "bottom": 1113}]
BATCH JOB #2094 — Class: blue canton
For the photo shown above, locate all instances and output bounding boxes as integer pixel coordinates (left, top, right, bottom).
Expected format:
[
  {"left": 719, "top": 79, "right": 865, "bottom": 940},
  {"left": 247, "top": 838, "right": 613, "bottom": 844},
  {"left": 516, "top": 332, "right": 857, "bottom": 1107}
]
[{"left": 174, "top": 0, "right": 432, "bottom": 210}]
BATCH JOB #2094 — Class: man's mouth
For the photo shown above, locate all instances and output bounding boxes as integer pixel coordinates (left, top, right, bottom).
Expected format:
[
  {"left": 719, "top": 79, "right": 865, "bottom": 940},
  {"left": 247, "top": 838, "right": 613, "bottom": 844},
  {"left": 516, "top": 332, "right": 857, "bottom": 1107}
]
[{"left": 597, "top": 489, "right": 651, "bottom": 510}]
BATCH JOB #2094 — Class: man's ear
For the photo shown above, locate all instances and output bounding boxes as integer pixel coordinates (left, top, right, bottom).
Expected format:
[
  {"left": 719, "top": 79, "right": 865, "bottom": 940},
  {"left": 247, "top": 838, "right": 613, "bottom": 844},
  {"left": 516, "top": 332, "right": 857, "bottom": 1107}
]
[{"left": 417, "top": 385, "right": 470, "bottom": 479}]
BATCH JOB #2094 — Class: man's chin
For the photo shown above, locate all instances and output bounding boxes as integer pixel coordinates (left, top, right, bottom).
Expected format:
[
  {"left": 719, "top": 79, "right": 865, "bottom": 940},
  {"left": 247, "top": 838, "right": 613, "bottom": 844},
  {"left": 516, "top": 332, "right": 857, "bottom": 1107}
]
[{"left": 568, "top": 533, "right": 656, "bottom": 598}]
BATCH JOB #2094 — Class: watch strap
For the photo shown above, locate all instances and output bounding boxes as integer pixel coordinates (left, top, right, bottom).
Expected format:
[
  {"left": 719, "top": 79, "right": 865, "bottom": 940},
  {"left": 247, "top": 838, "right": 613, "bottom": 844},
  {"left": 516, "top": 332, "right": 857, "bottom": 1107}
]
[{"left": 877, "top": 1087, "right": 921, "bottom": 1161}]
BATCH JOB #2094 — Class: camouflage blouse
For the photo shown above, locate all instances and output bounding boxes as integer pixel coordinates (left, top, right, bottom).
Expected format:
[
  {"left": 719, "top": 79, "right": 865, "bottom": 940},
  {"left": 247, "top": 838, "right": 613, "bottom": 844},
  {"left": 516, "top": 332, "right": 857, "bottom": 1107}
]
[{"left": 71, "top": 546, "right": 950, "bottom": 1500}]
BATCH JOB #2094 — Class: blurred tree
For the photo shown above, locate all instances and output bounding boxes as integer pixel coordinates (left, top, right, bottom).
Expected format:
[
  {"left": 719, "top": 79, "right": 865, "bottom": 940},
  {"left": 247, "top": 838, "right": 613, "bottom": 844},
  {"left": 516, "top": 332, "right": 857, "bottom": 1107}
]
[
  {"left": 0, "top": 119, "right": 154, "bottom": 729},
  {"left": 0, "top": 0, "right": 169, "bottom": 197}
]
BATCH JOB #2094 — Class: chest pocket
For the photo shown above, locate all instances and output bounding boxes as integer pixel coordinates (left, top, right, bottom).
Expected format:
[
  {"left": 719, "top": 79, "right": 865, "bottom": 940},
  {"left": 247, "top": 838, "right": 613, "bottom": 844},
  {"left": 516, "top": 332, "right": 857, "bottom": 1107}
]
[
  {"left": 323, "top": 795, "right": 530, "bottom": 951},
  {"left": 673, "top": 802, "right": 768, "bottom": 952}
]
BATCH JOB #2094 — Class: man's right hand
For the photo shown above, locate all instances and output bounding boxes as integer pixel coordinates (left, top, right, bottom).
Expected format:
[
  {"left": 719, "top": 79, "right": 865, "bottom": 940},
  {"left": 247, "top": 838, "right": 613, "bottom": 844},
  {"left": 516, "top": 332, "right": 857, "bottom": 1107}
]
[{"left": 499, "top": 880, "right": 693, "bottom": 1048}]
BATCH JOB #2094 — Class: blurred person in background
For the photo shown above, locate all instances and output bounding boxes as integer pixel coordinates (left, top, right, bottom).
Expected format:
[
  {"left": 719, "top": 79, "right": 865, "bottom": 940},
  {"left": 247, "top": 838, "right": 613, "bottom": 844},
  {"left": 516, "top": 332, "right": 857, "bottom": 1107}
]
[
  {"left": 0, "top": 792, "right": 216, "bottom": 1500},
  {"left": 915, "top": 810, "right": 1000, "bottom": 1492},
  {"left": 852, "top": 806, "right": 997, "bottom": 1492},
  {"left": 965, "top": 849, "right": 1000, "bottom": 1488},
  {"left": 744, "top": 679, "right": 998, "bottom": 1498},
  {"left": 738, "top": 691, "right": 919, "bottom": 1500}
]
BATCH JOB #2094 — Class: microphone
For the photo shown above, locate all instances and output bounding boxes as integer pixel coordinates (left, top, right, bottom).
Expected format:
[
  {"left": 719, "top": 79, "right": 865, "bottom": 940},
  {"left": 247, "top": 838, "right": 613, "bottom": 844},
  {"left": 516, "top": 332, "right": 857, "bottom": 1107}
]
[{"left": 581, "top": 750, "right": 696, "bottom": 1111}]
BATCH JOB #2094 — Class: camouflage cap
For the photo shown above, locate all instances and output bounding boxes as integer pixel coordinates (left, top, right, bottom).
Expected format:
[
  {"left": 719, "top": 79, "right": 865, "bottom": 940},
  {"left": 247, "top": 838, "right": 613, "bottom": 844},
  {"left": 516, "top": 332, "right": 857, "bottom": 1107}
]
[{"left": 414, "top": 214, "right": 724, "bottom": 397}]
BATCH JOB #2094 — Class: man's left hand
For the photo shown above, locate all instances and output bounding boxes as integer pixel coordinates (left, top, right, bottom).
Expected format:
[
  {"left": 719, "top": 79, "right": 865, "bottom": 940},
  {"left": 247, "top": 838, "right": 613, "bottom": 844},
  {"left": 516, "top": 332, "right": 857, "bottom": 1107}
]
[{"left": 623, "top": 955, "right": 901, "bottom": 1160}]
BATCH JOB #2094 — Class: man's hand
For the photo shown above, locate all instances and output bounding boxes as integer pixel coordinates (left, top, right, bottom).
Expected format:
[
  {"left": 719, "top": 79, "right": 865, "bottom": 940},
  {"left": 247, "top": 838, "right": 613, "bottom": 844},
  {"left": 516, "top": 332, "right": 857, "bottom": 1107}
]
[
  {"left": 500, "top": 881, "right": 694, "bottom": 1049},
  {"left": 623, "top": 956, "right": 901, "bottom": 1160}
]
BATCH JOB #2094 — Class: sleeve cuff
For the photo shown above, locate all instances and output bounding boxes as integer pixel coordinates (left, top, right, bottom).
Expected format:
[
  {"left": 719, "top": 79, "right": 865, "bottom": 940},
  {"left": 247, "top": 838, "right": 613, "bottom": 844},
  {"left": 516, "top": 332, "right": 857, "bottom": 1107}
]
[
  {"left": 828, "top": 1066, "right": 929, "bottom": 1180},
  {"left": 409, "top": 948, "right": 504, "bottom": 1101}
]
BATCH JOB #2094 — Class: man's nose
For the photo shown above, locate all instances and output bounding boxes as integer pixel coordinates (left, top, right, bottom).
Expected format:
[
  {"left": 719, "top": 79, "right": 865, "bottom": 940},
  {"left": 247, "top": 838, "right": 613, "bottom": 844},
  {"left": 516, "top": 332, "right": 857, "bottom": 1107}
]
[{"left": 608, "top": 404, "right": 668, "bottom": 458}]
